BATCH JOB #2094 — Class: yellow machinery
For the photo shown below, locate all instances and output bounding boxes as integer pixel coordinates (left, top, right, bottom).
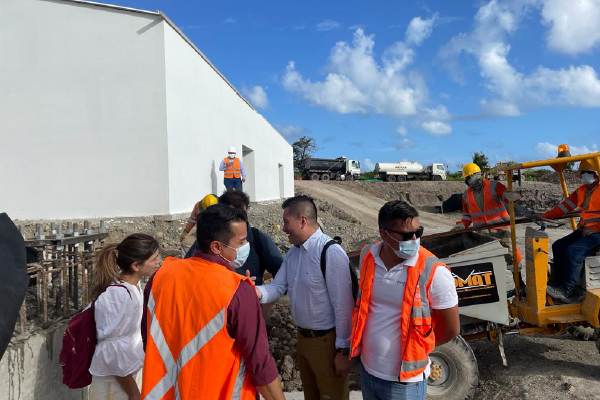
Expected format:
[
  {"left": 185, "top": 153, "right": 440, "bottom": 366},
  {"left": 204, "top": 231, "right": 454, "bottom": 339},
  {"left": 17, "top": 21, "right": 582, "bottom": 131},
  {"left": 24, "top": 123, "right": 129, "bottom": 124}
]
[{"left": 496, "top": 146, "right": 600, "bottom": 334}]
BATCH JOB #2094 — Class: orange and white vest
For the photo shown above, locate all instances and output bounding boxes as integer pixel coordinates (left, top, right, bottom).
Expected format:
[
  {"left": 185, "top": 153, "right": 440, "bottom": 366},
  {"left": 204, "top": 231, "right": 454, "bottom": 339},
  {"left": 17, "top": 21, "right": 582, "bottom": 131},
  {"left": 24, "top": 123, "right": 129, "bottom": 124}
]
[
  {"left": 141, "top": 257, "right": 255, "bottom": 400},
  {"left": 461, "top": 179, "right": 510, "bottom": 228},
  {"left": 223, "top": 158, "right": 242, "bottom": 179},
  {"left": 350, "top": 244, "right": 446, "bottom": 380}
]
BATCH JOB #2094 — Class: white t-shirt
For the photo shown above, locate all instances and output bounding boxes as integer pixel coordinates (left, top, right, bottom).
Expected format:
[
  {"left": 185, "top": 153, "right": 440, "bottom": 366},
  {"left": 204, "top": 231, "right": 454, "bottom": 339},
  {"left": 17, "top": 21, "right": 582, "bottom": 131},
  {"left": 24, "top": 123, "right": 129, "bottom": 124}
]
[{"left": 360, "top": 243, "right": 458, "bottom": 382}]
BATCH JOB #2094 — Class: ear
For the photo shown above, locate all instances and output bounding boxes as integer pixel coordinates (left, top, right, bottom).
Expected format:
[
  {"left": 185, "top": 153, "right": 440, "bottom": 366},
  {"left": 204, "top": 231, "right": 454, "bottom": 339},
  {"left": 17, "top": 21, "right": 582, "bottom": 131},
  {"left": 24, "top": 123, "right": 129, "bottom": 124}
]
[
  {"left": 209, "top": 240, "right": 223, "bottom": 255},
  {"left": 130, "top": 262, "right": 140, "bottom": 273}
]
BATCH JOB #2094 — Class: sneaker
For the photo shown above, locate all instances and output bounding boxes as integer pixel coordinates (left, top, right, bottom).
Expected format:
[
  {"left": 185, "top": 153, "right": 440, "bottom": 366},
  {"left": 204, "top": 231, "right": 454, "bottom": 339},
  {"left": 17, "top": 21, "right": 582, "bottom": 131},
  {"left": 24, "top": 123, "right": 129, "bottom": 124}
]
[{"left": 546, "top": 285, "right": 573, "bottom": 303}]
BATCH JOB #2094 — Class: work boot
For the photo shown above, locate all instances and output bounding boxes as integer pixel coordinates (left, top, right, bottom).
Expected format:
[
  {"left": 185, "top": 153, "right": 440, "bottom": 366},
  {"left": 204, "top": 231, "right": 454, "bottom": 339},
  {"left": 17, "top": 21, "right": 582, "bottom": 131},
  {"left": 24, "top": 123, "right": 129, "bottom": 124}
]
[{"left": 546, "top": 285, "right": 573, "bottom": 304}]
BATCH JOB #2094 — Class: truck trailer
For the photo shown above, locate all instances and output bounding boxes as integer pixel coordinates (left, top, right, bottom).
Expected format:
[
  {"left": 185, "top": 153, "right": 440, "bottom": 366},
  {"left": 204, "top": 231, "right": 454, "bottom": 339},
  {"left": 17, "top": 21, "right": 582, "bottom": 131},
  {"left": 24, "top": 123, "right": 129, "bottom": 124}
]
[
  {"left": 374, "top": 161, "right": 447, "bottom": 182},
  {"left": 300, "top": 157, "right": 361, "bottom": 181}
]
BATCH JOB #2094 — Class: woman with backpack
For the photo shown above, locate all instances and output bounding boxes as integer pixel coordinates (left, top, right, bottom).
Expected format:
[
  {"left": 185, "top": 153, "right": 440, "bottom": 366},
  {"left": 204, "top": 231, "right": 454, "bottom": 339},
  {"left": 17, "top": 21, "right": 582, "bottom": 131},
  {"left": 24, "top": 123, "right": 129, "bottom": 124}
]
[{"left": 88, "top": 233, "right": 160, "bottom": 400}]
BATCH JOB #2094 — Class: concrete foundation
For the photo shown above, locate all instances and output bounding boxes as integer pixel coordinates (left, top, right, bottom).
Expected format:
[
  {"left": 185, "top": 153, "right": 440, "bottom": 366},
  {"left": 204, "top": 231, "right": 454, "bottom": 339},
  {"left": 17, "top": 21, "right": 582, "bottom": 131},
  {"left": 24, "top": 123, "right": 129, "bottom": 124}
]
[{"left": 0, "top": 322, "right": 87, "bottom": 400}]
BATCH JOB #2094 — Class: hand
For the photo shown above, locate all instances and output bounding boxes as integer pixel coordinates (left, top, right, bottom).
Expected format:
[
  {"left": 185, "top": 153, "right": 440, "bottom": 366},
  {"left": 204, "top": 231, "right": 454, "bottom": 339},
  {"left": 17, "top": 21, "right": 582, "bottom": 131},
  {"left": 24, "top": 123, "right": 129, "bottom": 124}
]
[
  {"left": 334, "top": 352, "right": 351, "bottom": 376},
  {"left": 245, "top": 269, "right": 257, "bottom": 284},
  {"left": 242, "top": 178, "right": 246, "bottom": 183},
  {"left": 179, "top": 231, "right": 188, "bottom": 243},
  {"left": 451, "top": 223, "right": 466, "bottom": 231},
  {"left": 582, "top": 226, "right": 596, "bottom": 236},
  {"left": 255, "top": 286, "right": 263, "bottom": 300}
]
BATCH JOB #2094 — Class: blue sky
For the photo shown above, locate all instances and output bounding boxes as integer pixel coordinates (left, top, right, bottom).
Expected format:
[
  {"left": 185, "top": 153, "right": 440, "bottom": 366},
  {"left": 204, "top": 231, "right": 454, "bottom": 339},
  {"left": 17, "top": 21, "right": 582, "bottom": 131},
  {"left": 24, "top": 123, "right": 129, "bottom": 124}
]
[{"left": 111, "top": 0, "right": 599, "bottom": 172}]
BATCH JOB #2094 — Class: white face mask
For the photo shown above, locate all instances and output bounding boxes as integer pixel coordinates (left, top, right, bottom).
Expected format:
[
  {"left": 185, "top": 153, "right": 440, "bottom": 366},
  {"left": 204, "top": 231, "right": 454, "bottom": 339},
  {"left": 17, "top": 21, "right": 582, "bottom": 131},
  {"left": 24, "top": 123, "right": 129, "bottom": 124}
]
[
  {"left": 219, "top": 242, "right": 250, "bottom": 268},
  {"left": 385, "top": 231, "right": 421, "bottom": 259},
  {"left": 228, "top": 153, "right": 236, "bottom": 159},
  {"left": 582, "top": 173, "right": 596, "bottom": 185}
]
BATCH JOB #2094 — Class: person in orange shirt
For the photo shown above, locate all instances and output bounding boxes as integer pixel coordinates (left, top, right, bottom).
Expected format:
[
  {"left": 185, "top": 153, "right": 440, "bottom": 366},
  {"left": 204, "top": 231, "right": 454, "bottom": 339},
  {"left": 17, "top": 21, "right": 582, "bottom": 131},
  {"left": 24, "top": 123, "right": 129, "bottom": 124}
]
[{"left": 539, "top": 159, "right": 600, "bottom": 303}]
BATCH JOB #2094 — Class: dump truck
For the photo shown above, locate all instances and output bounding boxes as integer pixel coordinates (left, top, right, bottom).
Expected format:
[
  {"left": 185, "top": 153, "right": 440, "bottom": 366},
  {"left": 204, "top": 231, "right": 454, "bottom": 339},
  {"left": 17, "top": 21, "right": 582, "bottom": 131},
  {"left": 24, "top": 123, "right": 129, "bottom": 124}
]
[
  {"left": 374, "top": 161, "right": 447, "bottom": 182},
  {"left": 300, "top": 157, "right": 361, "bottom": 181},
  {"left": 348, "top": 145, "right": 600, "bottom": 400}
]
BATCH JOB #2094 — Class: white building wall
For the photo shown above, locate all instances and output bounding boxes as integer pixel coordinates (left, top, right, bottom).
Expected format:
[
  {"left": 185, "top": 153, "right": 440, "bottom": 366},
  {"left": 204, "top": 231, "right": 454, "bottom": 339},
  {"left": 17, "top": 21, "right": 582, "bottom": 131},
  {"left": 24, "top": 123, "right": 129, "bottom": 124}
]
[
  {"left": 163, "top": 24, "right": 293, "bottom": 212},
  {"left": 0, "top": 0, "right": 170, "bottom": 220}
]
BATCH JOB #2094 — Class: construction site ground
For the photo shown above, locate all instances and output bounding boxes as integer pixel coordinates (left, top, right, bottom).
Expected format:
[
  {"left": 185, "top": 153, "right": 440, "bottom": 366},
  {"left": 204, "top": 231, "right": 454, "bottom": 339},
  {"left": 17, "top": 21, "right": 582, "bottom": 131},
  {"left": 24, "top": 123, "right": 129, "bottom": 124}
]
[{"left": 14, "top": 179, "right": 600, "bottom": 399}]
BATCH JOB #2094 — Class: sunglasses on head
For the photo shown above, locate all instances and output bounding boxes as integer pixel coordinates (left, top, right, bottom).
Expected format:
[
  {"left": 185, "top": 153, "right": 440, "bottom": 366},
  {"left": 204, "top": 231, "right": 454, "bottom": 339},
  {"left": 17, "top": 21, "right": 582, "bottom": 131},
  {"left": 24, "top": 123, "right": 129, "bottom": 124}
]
[{"left": 383, "top": 226, "right": 424, "bottom": 241}]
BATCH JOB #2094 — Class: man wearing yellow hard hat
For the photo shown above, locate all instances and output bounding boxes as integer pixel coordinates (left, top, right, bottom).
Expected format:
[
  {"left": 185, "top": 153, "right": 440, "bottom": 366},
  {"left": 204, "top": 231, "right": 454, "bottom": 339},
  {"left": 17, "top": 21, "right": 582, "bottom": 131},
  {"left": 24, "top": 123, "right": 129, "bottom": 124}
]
[
  {"left": 453, "top": 162, "right": 523, "bottom": 267},
  {"left": 538, "top": 159, "right": 600, "bottom": 303},
  {"left": 180, "top": 194, "right": 218, "bottom": 253}
]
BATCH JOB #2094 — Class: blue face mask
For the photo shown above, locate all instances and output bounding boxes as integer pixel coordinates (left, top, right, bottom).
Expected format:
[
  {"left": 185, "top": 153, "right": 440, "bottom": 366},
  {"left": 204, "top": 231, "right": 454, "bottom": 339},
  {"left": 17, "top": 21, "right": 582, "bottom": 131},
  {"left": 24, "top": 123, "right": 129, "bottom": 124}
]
[
  {"left": 219, "top": 242, "right": 250, "bottom": 268},
  {"left": 582, "top": 173, "right": 596, "bottom": 185},
  {"left": 385, "top": 231, "right": 421, "bottom": 259}
]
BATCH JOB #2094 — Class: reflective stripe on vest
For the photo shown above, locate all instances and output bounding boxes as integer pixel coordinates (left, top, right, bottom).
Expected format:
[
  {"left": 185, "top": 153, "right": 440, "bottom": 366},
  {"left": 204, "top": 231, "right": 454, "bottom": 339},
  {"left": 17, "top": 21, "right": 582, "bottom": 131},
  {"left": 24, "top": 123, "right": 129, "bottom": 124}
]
[
  {"left": 575, "top": 185, "right": 600, "bottom": 229},
  {"left": 465, "top": 180, "right": 510, "bottom": 227},
  {"left": 223, "top": 158, "right": 242, "bottom": 179}
]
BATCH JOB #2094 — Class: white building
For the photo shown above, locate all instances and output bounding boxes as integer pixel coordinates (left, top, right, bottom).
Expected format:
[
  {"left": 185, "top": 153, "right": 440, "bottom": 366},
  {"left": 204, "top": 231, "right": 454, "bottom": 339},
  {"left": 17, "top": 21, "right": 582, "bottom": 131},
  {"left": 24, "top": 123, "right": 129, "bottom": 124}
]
[{"left": 0, "top": 0, "right": 294, "bottom": 220}]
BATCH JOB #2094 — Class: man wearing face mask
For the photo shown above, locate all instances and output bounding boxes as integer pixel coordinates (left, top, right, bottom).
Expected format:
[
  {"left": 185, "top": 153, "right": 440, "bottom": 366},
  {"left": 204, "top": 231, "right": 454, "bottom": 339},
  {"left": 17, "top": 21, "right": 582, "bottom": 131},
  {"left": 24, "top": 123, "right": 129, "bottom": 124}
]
[
  {"left": 219, "top": 146, "right": 246, "bottom": 191},
  {"left": 350, "top": 200, "right": 459, "bottom": 400},
  {"left": 538, "top": 159, "right": 600, "bottom": 303},
  {"left": 452, "top": 163, "right": 523, "bottom": 267},
  {"left": 141, "top": 205, "right": 284, "bottom": 400}
]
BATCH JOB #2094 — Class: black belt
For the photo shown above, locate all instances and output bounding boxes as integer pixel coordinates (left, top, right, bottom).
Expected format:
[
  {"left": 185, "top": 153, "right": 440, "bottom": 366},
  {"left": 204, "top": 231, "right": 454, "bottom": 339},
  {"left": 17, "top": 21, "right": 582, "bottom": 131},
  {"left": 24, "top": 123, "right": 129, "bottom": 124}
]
[{"left": 298, "top": 327, "right": 335, "bottom": 338}]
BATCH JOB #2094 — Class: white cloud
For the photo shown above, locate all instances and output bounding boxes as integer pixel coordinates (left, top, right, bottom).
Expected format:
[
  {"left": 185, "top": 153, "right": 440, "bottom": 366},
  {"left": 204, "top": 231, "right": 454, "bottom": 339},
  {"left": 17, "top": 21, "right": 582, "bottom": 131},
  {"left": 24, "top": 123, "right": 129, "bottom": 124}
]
[
  {"left": 317, "top": 19, "right": 341, "bottom": 31},
  {"left": 405, "top": 14, "right": 438, "bottom": 46},
  {"left": 420, "top": 121, "right": 452, "bottom": 136},
  {"left": 242, "top": 85, "right": 269, "bottom": 109},
  {"left": 275, "top": 124, "right": 307, "bottom": 140},
  {"left": 535, "top": 141, "right": 599, "bottom": 158},
  {"left": 397, "top": 126, "right": 408, "bottom": 136},
  {"left": 363, "top": 158, "right": 375, "bottom": 171},
  {"left": 541, "top": 0, "right": 600, "bottom": 55},
  {"left": 396, "top": 138, "right": 415, "bottom": 149},
  {"left": 440, "top": 0, "right": 600, "bottom": 116},
  {"left": 223, "top": 18, "right": 237, "bottom": 24}
]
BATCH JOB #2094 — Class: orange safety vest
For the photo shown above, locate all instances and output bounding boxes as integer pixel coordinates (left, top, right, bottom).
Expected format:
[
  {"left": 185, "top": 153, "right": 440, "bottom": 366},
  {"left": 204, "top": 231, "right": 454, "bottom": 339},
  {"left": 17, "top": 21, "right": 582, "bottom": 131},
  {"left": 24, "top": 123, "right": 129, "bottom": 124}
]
[
  {"left": 141, "top": 257, "right": 256, "bottom": 400},
  {"left": 350, "top": 244, "right": 446, "bottom": 381},
  {"left": 462, "top": 179, "right": 511, "bottom": 228},
  {"left": 223, "top": 157, "right": 242, "bottom": 179},
  {"left": 575, "top": 184, "right": 600, "bottom": 230}
]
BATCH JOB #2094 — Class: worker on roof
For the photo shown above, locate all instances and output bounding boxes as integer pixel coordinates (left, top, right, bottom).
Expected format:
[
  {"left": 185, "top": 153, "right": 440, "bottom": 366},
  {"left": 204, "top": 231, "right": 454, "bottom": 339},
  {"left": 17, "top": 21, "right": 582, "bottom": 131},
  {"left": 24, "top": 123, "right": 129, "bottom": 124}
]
[
  {"left": 220, "top": 146, "right": 246, "bottom": 191},
  {"left": 452, "top": 163, "right": 523, "bottom": 267},
  {"left": 179, "top": 194, "right": 218, "bottom": 254},
  {"left": 538, "top": 159, "right": 600, "bottom": 303}
]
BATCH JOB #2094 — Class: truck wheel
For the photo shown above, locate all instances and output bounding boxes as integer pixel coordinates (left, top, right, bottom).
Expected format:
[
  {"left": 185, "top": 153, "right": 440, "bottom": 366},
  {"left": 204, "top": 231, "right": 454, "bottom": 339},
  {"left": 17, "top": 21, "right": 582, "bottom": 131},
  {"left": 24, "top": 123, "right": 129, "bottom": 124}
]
[
  {"left": 569, "top": 325, "right": 595, "bottom": 341},
  {"left": 433, "top": 175, "right": 442, "bottom": 181},
  {"left": 310, "top": 173, "right": 320, "bottom": 180},
  {"left": 387, "top": 175, "right": 396, "bottom": 182},
  {"left": 427, "top": 336, "right": 478, "bottom": 400},
  {"left": 321, "top": 174, "right": 330, "bottom": 181},
  {"left": 346, "top": 174, "right": 354, "bottom": 181},
  {"left": 398, "top": 175, "right": 407, "bottom": 182}
]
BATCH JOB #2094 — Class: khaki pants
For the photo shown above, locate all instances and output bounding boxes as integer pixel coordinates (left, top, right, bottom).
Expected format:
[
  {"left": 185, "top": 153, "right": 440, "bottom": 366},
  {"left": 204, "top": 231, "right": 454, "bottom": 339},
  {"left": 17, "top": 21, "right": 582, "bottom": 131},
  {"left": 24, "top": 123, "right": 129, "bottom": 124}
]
[
  {"left": 296, "top": 330, "right": 349, "bottom": 400},
  {"left": 88, "top": 371, "right": 141, "bottom": 400}
]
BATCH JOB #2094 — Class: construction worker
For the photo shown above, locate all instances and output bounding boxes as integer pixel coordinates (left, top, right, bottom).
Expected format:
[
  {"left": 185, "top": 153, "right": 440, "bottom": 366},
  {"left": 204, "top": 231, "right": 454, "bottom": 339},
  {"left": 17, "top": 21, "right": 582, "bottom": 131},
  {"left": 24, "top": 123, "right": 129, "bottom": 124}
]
[
  {"left": 538, "top": 159, "right": 600, "bottom": 303},
  {"left": 179, "top": 194, "right": 218, "bottom": 255},
  {"left": 452, "top": 163, "right": 523, "bottom": 266},
  {"left": 141, "top": 204, "right": 285, "bottom": 400},
  {"left": 350, "top": 200, "right": 459, "bottom": 400},
  {"left": 220, "top": 146, "right": 246, "bottom": 191},
  {"left": 255, "top": 195, "right": 354, "bottom": 400}
]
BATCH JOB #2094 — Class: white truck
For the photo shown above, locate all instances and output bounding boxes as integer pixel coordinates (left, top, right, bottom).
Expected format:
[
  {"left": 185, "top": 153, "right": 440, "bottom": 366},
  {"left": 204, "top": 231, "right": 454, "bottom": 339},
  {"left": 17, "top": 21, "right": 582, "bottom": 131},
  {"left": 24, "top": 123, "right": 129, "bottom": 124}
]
[{"left": 374, "top": 161, "right": 447, "bottom": 182}]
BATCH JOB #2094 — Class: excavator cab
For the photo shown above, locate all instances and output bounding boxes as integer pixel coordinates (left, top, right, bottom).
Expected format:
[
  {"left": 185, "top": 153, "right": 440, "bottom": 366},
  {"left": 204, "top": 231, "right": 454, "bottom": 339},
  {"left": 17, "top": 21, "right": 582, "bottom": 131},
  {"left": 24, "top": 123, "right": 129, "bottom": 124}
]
[{"left": 495, "top": 147, "right": 600, "bottom": 335}]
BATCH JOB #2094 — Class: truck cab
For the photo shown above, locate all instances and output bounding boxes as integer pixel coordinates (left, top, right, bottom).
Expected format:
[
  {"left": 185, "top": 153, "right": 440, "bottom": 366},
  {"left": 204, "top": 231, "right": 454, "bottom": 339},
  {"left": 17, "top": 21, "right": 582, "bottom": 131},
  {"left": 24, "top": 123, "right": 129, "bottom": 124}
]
[{"left": 427, "top": 163, "right": 447, "bottom": 181}]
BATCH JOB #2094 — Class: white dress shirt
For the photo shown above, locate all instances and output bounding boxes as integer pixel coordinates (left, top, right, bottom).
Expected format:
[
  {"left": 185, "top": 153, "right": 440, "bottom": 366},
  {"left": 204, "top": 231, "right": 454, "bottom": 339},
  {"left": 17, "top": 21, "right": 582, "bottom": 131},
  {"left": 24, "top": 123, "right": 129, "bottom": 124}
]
[
  {"left": 361, "top": 243, "right": 458, "bottom": 382},
  {"left": 89, "top": 281, "right": 144, "bottom": 378},
  {"left": 258, "top": 229, "right": 354, "bottom": 348}
]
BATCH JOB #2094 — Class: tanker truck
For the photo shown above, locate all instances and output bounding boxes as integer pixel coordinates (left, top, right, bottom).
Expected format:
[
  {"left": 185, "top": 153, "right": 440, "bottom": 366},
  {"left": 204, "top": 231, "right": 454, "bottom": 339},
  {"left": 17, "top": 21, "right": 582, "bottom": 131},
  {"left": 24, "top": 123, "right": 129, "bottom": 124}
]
[
  {"left": 300, "top": 157, "right": 361, "bottom": 181},
  {"left": 374, "top": 161, "right": 446, "bottom": 182}
]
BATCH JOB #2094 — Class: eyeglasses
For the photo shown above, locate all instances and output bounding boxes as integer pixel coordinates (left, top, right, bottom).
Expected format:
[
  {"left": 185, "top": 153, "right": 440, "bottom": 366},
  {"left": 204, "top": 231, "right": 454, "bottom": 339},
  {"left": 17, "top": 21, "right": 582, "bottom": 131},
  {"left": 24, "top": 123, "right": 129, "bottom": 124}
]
[{"left": 382, "top": 226, "right": 424, "bottom": 241}]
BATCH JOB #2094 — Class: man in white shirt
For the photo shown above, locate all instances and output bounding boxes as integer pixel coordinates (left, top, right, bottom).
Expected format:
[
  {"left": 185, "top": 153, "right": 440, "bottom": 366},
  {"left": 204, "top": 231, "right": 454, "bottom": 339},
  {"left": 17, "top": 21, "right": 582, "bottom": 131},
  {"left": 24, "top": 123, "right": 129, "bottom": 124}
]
[
  {"left": 256, "top": 195, "right": 354, "bottom": 400},
  {"left": 350, "top": 200, "right": 459, "bottom": 400}
]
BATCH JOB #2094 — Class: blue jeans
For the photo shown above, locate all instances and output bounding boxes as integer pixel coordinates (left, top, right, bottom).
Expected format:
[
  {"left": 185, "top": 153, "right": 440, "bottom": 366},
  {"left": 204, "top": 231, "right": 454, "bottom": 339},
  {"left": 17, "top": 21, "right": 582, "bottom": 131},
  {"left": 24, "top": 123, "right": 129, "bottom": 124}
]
[
  {"left": 552, "top": 229, "right": 600, "bottom": 295},
  {"left": 360, "top": 363, "right": 426, "bottom": 400},
  {"left": 224, "top": 178, "right": 243, "bottom": 191}
]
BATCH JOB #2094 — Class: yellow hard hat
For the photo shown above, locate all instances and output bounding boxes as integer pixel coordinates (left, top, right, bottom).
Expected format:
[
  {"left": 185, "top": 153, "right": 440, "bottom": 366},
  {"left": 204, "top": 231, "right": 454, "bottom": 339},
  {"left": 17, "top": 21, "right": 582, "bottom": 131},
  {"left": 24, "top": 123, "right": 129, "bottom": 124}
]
[
  {"left": 462, "top": 163, "right": 482, "bottom": 178},
  {"left": 578, "top": 159, "right": 596, "bottom": 172},
  {"left": 200, "top": 194, "right": 218, "bottom": 210}
]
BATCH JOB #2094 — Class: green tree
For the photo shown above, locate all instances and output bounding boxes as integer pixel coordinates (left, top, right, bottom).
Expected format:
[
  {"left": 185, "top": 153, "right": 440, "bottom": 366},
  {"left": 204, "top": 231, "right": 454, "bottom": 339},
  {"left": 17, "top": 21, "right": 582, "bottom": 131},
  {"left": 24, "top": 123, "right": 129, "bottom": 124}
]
[
  {"left": 472, "top": 152, "right": 490, "bottom": 170},
  {"left": 292, "top": 136, "right": 317, "bottom": 168}
]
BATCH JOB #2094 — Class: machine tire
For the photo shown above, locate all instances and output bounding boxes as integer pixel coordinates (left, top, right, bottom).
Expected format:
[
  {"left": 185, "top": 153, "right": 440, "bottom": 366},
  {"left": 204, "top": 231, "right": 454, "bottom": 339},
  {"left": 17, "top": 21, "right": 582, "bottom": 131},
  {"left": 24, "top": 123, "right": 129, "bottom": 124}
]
[
  {"left": 568, "top": 325, "right": 595, "bottom": 341},
  {"left": 321, "top": 174, "right": 330, "bottom": 181},
  {"left": 433, "top": 175, "right": 442, "bottom": 181},
  {"left": 346, "top": 174, "right": 354, "bottom": 181},
  {"left": 593, "top": 328, "right": 600, "bottom": 354},
  {"left": 427, "top": 336, "right": 478, "bottom": 400},
  {"left": 398, "top": 175, "right": 407, "bottom": 182},
  {"left": 387, "top": 175, "right": 397, "bottom": 182},
  {"left": 310, "top": 173, "right": 320, "bottom": 180}
]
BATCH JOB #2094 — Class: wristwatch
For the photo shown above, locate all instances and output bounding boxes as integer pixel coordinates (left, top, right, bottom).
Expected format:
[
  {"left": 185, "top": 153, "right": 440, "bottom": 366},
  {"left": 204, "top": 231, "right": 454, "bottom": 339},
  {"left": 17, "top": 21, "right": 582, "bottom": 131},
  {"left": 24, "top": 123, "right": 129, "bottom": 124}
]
[{"left": 336, "top": 347, "right": 350, "bottom": 356}]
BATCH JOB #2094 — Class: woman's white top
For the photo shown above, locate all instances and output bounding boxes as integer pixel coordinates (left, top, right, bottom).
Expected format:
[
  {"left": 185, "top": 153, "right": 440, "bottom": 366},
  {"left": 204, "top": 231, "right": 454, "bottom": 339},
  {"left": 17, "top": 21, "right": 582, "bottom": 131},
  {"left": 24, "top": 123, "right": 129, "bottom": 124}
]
[{"left": 89, "top": 280, "right": 144, "bottom": 378}]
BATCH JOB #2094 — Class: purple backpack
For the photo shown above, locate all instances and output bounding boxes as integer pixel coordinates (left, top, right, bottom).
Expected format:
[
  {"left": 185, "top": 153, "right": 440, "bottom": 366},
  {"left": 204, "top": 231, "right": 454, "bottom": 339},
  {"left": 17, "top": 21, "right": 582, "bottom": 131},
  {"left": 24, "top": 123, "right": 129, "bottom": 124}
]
[{"left": 60, "top": 284, "right": 131, "bottom": 389}]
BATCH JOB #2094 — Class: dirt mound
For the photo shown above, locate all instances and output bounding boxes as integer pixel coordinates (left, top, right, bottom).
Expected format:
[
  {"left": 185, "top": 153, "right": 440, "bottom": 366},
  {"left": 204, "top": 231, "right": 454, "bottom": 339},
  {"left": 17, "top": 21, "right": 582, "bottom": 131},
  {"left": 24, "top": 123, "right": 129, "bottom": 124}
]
[{"left": 536, "top": 170, "right": 581, "bottom": 185}]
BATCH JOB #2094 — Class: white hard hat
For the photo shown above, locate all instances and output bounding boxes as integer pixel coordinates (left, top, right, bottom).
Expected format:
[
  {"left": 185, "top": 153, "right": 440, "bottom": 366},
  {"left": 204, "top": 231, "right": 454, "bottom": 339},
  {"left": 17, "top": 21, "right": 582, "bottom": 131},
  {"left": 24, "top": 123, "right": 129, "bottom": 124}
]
[{"left": 228, "top": 146, "right": 236, "bottom": 153}]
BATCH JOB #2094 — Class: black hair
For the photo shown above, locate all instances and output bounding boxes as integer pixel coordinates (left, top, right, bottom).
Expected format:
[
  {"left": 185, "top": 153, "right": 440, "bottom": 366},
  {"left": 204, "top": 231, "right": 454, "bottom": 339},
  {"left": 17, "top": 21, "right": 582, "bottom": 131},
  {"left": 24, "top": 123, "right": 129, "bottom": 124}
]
[
  {"left": 282, "top": 195, "right": 317, "bottom": 222},
  {"left": 378, "top": 200, "right": 419, "bottom": 229},
  {"left": 196, "top": 203, "right": 248, "bottom": 253},
  {"left": 219, "top": 190, "right": 250, "bottom": 210}
]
